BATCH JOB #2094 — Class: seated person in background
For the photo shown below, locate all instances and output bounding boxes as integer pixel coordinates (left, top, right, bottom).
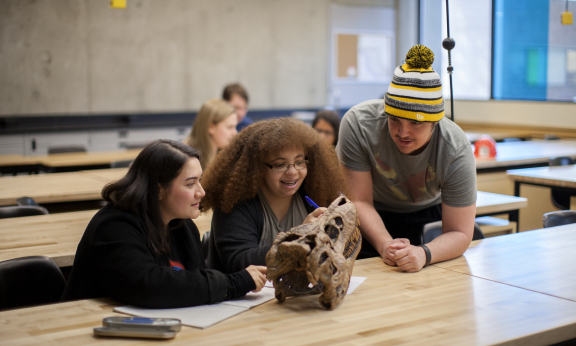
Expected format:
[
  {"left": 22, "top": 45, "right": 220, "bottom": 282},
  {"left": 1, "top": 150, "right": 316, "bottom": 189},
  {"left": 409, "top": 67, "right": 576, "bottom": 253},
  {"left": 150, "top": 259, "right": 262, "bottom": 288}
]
[
  {"left": 312, "top": 109, "right": 340, "bottom": 146},
  {"left": 336, "top": 45, "right": 476, "bottom": 273},
  {"left": 61, "top": 139, "right": 266, "bottom": 308},
  {"left": 223, "top": 83, "right": 252, "bottom": 131},
  {"left": 201, "top": 118, "right": 349, "bottom": 273},
  {"left": 185, "top": 99, "right": 238, "bottom": 170}
]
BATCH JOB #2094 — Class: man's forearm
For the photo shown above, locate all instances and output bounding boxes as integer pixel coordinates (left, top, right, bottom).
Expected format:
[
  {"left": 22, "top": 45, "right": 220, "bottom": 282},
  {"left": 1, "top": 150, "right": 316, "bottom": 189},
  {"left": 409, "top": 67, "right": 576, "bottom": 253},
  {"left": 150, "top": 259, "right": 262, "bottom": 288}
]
[
  {"left": 425, "top": 230, "right": 470, "bottom": 264},
  {"left": 354, "top": 200, "right": 393, "bottom": 255}
]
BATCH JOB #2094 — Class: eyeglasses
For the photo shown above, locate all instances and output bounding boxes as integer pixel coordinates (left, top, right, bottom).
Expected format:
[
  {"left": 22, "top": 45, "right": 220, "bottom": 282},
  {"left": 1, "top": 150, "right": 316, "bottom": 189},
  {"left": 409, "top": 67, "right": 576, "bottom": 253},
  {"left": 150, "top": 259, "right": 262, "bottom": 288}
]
[{"left": 265, "top": 160, "right": 308, "bottom": 173}]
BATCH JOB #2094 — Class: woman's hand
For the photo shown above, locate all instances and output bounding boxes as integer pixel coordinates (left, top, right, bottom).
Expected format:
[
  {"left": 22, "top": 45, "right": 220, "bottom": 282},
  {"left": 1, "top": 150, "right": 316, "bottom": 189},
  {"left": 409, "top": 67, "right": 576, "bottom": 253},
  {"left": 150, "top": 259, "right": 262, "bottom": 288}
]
[
  {"left": 246, "top": 265, "right": 267, "bottom": 293},
  {"left": 303, "top": 207, "right": 327, "bottom": 224}
]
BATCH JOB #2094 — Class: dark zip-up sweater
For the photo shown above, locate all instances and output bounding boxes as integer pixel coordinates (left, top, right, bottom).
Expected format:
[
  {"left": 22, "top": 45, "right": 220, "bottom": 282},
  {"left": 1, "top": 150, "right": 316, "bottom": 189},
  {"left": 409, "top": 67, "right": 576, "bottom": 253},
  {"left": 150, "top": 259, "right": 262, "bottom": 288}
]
[{"left": 61, "top": 204, "right": 254, "bottom": 308}]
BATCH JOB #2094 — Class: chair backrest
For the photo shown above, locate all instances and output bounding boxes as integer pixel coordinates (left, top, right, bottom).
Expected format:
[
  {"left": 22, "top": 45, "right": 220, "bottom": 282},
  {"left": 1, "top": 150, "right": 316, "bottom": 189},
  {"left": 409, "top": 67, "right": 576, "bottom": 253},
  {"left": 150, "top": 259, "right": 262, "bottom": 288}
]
[
  {"left": 201, "top": 231, "right": 210, "bottom": 260},
  {"left": 0, "top": 205, "right": 49, "bottom": 219},
  {"left": 110, "top": 159, "right": 134, "bottom": 169},
  {"left": 549, "top": 156, "right": 575, "bottom": 167},
  {"left": 422, "top": 220, "right": 484, "bottom": 244},
  {"left": 0, "top": 256, "right": 66, "bottom": 310},
  {"left": 16, "top": 196, "right": 39, "bottom": 206},
  {"left": 47, "top": 146, "right": 87, "bottom": 155},
  {"left": 542, "top": 210, "right": 576, "bottom": 228}
]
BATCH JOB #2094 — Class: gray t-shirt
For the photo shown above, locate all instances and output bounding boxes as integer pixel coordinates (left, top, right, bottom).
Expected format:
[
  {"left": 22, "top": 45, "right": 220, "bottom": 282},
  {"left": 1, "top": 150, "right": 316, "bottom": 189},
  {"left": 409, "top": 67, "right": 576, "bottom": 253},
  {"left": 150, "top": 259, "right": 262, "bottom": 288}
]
[{"left": 336, "top": 99, "right": 476, "bottom": 213}]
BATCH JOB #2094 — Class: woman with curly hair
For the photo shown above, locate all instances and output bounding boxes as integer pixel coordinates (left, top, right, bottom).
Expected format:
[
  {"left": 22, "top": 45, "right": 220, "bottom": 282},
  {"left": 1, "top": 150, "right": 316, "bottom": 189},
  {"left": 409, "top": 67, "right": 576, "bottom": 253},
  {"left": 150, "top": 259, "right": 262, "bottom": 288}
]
[{"left": 200, "top": 117, "right": 350, "bottom": 273}]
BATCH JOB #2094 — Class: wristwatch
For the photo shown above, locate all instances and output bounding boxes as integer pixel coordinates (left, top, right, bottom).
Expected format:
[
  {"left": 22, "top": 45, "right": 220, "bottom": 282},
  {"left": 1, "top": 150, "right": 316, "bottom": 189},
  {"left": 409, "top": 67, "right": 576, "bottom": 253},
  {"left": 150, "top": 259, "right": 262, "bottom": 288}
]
[{"left": 420, "top": 244, "right": 432, "bottom": 267}]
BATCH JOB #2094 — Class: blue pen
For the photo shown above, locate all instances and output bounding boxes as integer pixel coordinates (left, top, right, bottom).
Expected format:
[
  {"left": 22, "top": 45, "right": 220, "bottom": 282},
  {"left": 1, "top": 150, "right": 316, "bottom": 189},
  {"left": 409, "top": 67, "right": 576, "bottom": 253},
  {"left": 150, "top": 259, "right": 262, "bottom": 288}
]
[{"left": 304, "top": 196, "right": 320, "bottom": 209}]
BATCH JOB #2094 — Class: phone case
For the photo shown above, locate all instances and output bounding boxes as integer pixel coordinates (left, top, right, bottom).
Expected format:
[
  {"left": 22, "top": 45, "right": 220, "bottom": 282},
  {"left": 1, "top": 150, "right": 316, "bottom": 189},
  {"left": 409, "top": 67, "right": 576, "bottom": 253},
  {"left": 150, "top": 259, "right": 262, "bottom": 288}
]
[
  {"left": 102, "top": 317, "right": 181, "bottom": 331},
  {"left": 93, "top": 326, "right": 177, "bottom": 339}
]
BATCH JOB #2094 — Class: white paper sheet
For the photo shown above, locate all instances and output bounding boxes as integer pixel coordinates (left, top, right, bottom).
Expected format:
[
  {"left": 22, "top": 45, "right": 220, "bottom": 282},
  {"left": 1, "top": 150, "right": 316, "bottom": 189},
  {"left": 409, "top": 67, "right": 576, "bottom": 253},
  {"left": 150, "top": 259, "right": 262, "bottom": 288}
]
[
  {"left": 224, "top": 287, "right": 276, "bottom": 308},
  {"left": 114, "top": 303, "right": 248, "bottom": 329},
  {"left": 114, "top": 287, "right": 276, "bottom": 329},
  {"left": 346, "top": 276, "right": 367, "bottom": 294}
]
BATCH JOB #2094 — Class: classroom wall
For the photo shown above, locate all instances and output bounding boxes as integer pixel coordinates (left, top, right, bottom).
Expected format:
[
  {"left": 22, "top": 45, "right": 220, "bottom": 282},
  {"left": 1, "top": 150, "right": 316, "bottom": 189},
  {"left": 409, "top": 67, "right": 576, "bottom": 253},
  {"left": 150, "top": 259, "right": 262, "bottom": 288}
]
[{"left": 0, "top": 0, "right": 397, "bottom": 116}]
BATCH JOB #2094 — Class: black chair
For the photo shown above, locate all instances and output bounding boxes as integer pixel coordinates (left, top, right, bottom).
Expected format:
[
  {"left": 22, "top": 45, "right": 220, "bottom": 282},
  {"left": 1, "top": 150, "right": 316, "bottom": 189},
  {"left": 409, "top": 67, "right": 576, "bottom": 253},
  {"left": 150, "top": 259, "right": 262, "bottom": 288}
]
[
  {"left": 47, "top": 146, "right": 87, "bottom": 154},
  {"left": 201, "top": 231, "right": 210, "bottom": 260},
  {"left": 0, "top": 256, "right": 66, "bottom": 310},
  {"left": 110, "top": 160, "right": 133, "bottom": 169},
  {"left": 16, "top": 196, "right": 40, "bottom": 206},
  {"left": 542, "top": 210, "right": 576, "bottom": 228},
  {"left": 0, "top": 205, "right": 48, "bottom": 219},
  {"left": 548, "top": 156, "right": 576, "bottom": 210},
  {"left": 421, "top": 220, "right": 485, "bottom": 244}
]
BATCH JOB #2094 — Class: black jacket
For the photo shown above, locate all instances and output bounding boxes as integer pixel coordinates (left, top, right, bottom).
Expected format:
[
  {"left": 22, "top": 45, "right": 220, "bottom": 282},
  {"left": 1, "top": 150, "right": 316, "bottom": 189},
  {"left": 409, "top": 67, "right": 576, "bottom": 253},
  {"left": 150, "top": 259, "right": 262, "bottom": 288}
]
[
  {"left": 208, "top": 191, "right": 314, "bottom": 273},
  {"left": 61, "top": 204, "right": 254, "bottom": 308}
]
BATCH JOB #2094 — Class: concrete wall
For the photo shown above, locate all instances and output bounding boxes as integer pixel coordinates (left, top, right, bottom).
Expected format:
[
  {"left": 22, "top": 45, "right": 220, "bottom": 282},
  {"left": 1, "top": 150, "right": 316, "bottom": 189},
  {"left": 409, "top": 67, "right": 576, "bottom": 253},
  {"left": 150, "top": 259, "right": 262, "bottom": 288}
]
[{"left": 0, "top": 0, "right": 397, "bottom": 116}]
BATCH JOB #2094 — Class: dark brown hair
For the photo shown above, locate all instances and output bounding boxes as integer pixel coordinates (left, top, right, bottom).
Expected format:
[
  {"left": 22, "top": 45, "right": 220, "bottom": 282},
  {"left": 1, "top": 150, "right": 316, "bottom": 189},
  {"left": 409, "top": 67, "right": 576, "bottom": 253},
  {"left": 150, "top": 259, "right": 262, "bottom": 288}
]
[
  {"left": 201, "top": 118, "right": 349, "bottom": 213},
  {"left": 222, "top": 83, "right": 249, "bottom": 103},
  {"left": 102, "top": 139, "right": 200, "bottom": 254},
  {"left": 312, "top": 110, "right": 341, "bottom": 146}
]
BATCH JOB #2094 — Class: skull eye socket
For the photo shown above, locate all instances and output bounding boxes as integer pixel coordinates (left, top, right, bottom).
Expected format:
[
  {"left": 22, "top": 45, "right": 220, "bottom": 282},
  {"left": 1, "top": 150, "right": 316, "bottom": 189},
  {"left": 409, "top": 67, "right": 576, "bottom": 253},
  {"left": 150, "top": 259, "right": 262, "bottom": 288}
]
[
  {"left": 338, "top": 198, "right": 347, "bottom": 206},
  {"left": 283, "top": 234, "right": 302, "bottom": 242},
  {"left": 324, "top": 225, "right": 339, "bottom": 241},
  {"left": 335, "top": 217, "right": 343, "bottom": 227}
]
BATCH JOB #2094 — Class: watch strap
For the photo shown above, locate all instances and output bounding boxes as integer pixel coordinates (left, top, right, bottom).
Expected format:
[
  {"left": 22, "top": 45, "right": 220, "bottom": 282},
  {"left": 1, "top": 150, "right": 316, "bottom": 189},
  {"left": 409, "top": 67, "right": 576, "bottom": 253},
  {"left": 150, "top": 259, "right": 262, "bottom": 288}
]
[{"left": 420, "top": 244, "right": 432, "bottom": 267}]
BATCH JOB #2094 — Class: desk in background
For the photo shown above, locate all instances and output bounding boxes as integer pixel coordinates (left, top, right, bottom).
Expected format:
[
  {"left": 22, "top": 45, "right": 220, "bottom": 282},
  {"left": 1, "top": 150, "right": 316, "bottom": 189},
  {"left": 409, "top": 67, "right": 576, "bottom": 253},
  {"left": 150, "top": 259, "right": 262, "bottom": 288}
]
[
  {"left": 475, "top": 191, "right": 527, "bottom": 225},
  {"left": 0, "top": 171, "right": 109, "bottom": 207},
  {"left": 0, "top": 210, "right": 213, "bottom": 268},
  {"left": 507, "top": 164, "right": 576, "bottom": 198},
  {"left": 0, "top": 149, "right": 140, "bottom": 174},
  {"left": 465, "top": 130, "right": 532, "bottom": 143},
  {"left": 475, "top": 139, "right": 576, "bottom": 172}
]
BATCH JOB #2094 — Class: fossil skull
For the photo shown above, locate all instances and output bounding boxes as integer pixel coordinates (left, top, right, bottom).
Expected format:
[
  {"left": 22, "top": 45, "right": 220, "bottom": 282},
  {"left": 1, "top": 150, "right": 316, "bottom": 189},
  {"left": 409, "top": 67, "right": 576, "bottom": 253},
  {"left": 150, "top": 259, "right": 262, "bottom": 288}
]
[{"left": 265, "top": 195, "right": 361, "bottom": 310}]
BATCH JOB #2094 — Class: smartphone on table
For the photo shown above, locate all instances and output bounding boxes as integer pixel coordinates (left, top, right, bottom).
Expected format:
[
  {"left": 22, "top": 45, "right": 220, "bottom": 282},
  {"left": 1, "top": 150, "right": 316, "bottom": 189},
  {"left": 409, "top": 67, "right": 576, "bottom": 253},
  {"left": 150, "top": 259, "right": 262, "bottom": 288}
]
[{"left": 93, "top": 317, "right": 181, "bottom": 339}]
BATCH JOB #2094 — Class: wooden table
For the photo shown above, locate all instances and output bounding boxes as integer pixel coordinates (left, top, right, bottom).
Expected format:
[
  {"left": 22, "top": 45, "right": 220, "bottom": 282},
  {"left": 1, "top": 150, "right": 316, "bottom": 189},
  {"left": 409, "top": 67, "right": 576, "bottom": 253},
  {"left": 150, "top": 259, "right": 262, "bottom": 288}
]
[
  {"left": 0, "top": 210, "right": 213, "bottom": 267},
  {"left": 0, "top": 172, "right": 110, "bottom": 206},
  {"left": 476, "top": 191, "right": 527, "bottom": 224},
  {"left": 79, "top": 167, "right": 128, "bottom": 183},
  {"left": 38, "top": 150, "right": 140, "bottom": 169},
  {"left": 0, "top": 210, "right": 98, "bottom": 267},
  {"left": 465, "top": 130, "right": 532, "bottom": 143},
  {"left": 508, "top": 165, "right": 576, "bottom": 212},
  {"left": 2, "top": 252, "right": 576, "bottom": 345},
  {"left": 434, "top": 223, "right": 576, "bottom": 303},
  {"left": 0, "top": 149, "right": 140, "bottom": 174},
  {"left": 475, "top": 139, "right": 576, "bottom": 171}
]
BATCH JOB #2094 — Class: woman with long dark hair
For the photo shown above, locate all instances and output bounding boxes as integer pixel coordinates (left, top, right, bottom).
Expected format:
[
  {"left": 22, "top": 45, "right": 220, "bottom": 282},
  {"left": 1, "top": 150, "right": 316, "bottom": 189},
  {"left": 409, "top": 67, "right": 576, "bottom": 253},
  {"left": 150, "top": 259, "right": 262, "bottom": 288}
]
[{"left": 62, "top": 139, "right": 266, "bottom": 308}]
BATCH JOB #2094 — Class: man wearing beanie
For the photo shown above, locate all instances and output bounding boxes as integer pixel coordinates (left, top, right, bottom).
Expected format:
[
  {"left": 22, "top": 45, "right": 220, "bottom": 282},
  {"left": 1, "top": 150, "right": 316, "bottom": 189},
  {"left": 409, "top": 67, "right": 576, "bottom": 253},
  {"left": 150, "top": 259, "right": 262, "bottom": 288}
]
[{"left": 336, "top": 45, "right": 476, "bottom": 272}]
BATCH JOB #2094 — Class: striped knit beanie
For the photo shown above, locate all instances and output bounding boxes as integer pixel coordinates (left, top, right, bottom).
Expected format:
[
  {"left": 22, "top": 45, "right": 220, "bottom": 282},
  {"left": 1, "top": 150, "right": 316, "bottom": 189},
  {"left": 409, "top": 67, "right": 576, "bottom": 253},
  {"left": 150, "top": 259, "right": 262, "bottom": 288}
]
[{"left": 384, "top": 45, "right": 444, "bottom": 122}]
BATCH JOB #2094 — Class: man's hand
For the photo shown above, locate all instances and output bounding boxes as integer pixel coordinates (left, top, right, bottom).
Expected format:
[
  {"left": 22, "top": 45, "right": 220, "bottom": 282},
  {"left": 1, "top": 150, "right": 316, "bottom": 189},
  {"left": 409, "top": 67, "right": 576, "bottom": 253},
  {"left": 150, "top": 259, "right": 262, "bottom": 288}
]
[
  {"left": 393, "top": 245, "right": 427, "bottom": 272},
  {"left": 381, "top": 238, "right": 409, "bottom": 266}
]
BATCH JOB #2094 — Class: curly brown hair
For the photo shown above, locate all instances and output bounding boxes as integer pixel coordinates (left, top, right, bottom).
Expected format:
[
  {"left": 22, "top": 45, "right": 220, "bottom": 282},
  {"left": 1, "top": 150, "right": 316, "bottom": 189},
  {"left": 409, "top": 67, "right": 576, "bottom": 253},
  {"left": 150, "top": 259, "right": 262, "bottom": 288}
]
[{"left": 200, "top": 117, "right": 349, "bottom": 213}]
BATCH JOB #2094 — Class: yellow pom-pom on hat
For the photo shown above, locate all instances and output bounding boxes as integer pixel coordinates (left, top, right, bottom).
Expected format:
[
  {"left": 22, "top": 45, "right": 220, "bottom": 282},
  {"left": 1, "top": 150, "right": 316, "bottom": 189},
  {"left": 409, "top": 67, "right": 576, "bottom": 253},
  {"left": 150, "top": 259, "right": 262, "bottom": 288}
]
[
  {"left": 384, "top": 45, "right": 444, "bottom": 122},
  {"left": 405, "top": 45, "right": 435, "bottom": 69}
]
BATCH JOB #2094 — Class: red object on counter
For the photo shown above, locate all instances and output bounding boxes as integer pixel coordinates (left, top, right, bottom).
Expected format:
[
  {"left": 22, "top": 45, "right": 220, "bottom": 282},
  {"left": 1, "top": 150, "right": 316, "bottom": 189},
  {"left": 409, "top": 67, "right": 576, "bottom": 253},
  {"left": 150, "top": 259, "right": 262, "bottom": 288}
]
[{"left": 474, "top": 135, "right": 497, "bottom": 158}]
